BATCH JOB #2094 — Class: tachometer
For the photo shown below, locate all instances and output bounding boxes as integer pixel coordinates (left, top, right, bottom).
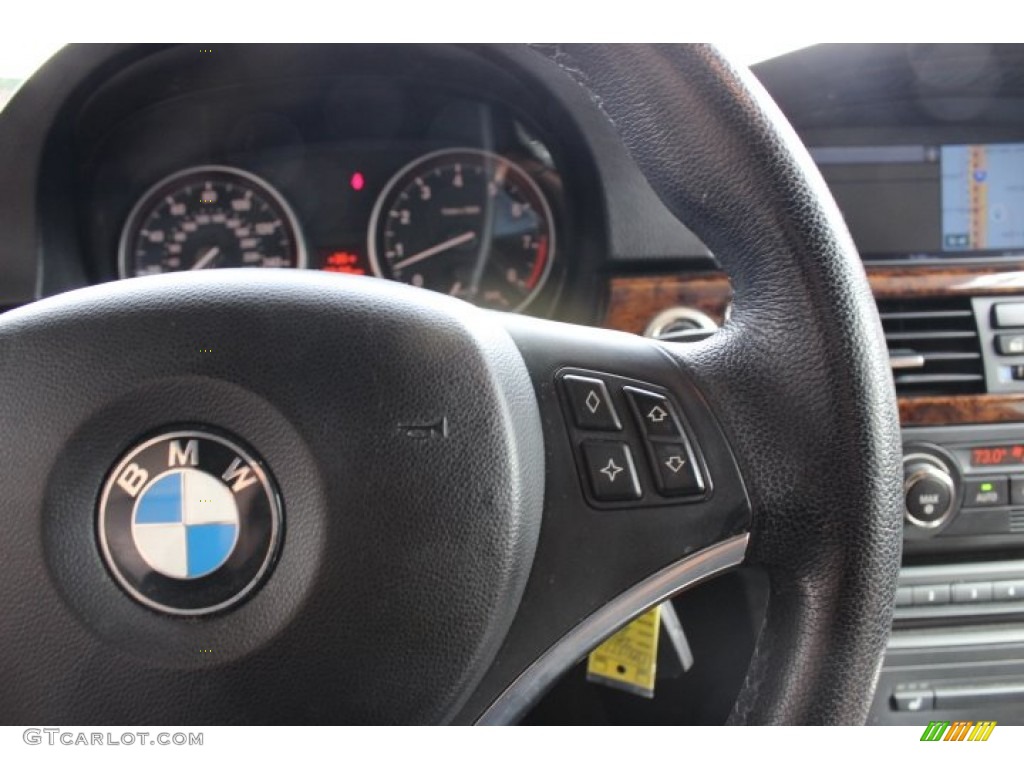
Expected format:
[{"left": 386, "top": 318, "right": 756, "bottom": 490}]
[
  {"left": 118, "top": 165, "right": 306, "bottom": 277},
  {"left": 368, "top": 149, "right": 555, "bottom": 312}
]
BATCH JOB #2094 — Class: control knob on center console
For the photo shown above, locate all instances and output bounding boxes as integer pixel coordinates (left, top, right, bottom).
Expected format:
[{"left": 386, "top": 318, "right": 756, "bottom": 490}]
[{"left": 903, "top": 450, "right": 958, "bottom": 529}]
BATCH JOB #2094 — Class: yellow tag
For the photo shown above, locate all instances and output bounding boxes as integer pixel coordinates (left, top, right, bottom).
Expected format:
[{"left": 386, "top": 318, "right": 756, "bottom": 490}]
[{"left": 586, "top": 605, "right": 661, "bottom": 698}]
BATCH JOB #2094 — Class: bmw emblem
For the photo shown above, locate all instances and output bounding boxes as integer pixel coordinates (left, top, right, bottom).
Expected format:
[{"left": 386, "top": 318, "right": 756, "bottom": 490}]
[{"left": 97, "top": 429, "right": 282, "bottom": 616}]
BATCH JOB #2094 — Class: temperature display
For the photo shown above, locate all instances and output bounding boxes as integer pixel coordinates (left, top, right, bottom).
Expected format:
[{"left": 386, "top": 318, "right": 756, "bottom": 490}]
[{"left": 971, "top": 445, "right": 1024, "bottom": 467}]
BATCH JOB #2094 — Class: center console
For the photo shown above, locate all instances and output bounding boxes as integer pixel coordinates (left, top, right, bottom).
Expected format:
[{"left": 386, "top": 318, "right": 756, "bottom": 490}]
[
  {"left": 604, "top": 221, "right": 1024, "bottom": 726},
  {"left": 800, "top": 134, "right": 1024, "bottom": 724},
  {"left": 732, "top": 42, "right": 1024, "bottom": 726},
  {"left": 603, "top": 41, "right": 1024, "bottom": 723}
]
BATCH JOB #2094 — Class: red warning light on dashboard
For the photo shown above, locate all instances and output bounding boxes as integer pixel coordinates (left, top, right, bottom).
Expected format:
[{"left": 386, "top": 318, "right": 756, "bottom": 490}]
[
  {"left": 350, "top": 172, "right": 365, "bottom": 191},
  {"left": 322, "top": 251, "right": 367, "bottom": 275}
]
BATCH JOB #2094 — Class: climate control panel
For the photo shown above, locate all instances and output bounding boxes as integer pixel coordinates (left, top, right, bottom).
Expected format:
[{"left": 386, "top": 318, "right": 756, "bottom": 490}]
[{"left": 902, "top": 423, "right": 1024, "bottom": 553}]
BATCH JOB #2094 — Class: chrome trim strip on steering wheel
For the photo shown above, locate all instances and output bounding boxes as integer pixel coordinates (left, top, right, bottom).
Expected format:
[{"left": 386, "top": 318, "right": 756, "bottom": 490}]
[{"left": 476, "top": 532, "right": 750, "bottom": 724}]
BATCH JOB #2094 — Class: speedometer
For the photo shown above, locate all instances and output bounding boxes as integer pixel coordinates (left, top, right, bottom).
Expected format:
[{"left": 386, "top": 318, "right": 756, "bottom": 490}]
[
  {"left": 118, "top": 165, "right": 306, "bottom": 278},
  {"left": 367, "top": 149, "right": 555, "bottom": 312}
]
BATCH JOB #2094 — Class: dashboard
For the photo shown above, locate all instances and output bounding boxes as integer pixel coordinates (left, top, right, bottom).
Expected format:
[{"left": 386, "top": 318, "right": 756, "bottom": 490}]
[{"left": 8, "top": 42, "right": 1024, "bottom": 725}]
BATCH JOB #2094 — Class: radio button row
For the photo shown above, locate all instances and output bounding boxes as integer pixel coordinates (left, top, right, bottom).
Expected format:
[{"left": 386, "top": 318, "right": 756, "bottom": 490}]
[{"left": 896, "top": 580, "right": 1024, "bottom": 608}]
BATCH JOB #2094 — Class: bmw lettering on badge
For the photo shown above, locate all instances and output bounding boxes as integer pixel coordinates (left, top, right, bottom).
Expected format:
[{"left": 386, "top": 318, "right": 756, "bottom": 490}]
[{"left": 98, "top": 430, "right": 282, "bottom": 616}]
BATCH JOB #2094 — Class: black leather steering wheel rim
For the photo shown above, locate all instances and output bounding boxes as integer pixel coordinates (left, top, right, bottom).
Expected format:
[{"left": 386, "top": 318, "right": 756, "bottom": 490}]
[
  {"left": 0, "top": 43, "right": 902, "bottom": 725},
  {"left": 529, "top": 44, "right": 903, "bottom": 723}
]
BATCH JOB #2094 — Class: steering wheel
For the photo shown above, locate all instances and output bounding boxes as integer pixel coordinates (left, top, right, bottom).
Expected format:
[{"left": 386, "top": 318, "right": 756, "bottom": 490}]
[{"left": 0, "top": 44, "right": 902, "bottom": 725}]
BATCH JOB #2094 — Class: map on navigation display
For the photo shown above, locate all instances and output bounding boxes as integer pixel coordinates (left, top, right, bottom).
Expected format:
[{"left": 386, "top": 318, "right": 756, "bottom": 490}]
[{"left": 942, "top": 143, "right": 1024, "bottom": 252}]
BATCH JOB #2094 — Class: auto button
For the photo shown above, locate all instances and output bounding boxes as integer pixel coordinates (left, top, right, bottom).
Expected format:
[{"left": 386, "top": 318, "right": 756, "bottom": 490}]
[{"left": 963, "top": 477, "right": 1008, "bottom": 508}]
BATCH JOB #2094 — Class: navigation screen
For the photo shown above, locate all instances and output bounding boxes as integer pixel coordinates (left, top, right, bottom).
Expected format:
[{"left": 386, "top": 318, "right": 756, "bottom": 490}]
[
  {"left": 942, "top": 143, "right": 1024, "bottom": 252},
  {"left": 810, "top": 141, "right": 1024, "bottom": 261}
]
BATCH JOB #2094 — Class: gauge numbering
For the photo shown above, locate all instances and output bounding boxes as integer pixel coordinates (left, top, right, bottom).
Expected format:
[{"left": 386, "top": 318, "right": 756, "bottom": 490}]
[
  {"left": 118, "top": 165, "right": 307, "bottom": 278},
  {"left": 368, "top": 148, "right": 556, "bottom": 312}
]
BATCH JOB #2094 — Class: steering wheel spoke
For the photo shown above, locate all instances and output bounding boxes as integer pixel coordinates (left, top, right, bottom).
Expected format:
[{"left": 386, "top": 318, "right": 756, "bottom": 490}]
[{"left": 453, "top": 315, "right": 752, "bottom": 723}]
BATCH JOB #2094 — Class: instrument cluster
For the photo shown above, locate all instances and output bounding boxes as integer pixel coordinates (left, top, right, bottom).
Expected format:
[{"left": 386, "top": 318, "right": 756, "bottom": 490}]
[{"left": 94, "top": 85, "right": 569, "bottom": 315}]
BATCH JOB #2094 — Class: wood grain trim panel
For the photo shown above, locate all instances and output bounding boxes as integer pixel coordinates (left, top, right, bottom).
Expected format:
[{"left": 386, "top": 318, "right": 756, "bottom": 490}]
[
  {"left": 898, "top": 395, "right": 1024, "bottom": 426},
  {"left": 604, "top": 266, "right": 1024, "bottom": 426},
  {"left": 605, "top": 273, "right": 731, "bottom": 335},
  {"left": 869, "top": 266, "right": 1024, "bottom": 299}
]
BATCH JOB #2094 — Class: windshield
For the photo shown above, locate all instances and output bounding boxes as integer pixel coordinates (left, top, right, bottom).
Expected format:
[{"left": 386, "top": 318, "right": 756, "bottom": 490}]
[{"left": 0, "top": 42, "right": 63, "bottom": 111}]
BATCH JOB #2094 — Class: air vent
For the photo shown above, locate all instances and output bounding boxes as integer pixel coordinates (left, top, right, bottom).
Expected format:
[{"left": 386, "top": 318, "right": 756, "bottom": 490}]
[
  {"left": 644, "top": 307, "right": 719, "bottom": 343},
  {"left": 1010, "top": 510, "right": 1024, "bottom": 535},
  {"left": 878, "top": 298, "right": 984, "bottom": 397}
]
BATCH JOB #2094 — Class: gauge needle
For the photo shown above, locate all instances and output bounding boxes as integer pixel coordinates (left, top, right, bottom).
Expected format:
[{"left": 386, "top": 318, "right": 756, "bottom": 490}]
[
  {"left": 191, "top": 246, "right": 220, "bottom": 270},
  {"left": 392, "top": 231, "right": 475, "bottom": 271}
]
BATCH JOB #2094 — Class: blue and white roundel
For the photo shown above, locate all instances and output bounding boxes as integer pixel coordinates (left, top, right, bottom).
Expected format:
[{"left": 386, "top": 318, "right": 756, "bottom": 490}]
[{"left": 132, "top": 468, "right": 240, "bottom": 579}]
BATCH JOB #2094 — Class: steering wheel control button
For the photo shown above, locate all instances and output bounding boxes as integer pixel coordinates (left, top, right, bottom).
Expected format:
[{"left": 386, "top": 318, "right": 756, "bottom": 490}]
[
  {"left": 97, "top": 429, "right": 282, "bottom": 616},
  {"left": 649, "top": 442, "right": 704, "bottom": 496},
  {"left": 912, "top": 584, "right": 951, "bottom": 606},
  {"left": 562, "top": 375, "right": 621, "bottom": 431},
  {"left": 581, "top": 441, "right": 641, "bottom": 501},
  {"left": 624, "top": 387, "right": 680, "bottom": 438},
  {"left": 964, "top": 477, "right": 1009, "bottom": 508}
]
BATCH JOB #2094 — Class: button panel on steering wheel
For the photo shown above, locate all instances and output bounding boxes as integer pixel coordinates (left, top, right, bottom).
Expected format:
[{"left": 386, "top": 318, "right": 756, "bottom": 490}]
[{"left": 557, "top": 369, "right": 710, "bottom": 509}]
